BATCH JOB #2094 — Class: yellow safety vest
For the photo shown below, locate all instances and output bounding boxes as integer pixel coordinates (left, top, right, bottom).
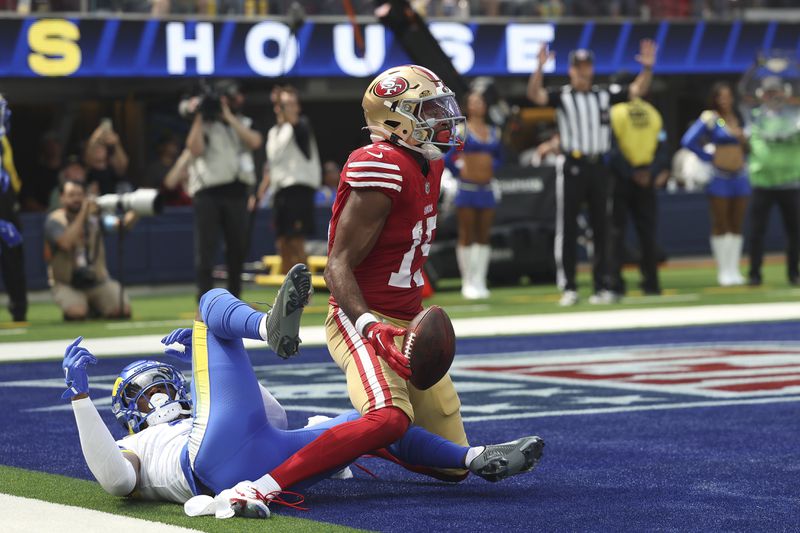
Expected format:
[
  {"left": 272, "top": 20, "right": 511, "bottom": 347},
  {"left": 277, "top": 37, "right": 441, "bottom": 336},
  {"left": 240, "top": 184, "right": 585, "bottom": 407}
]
[{"left": 610, "top": 98, "right": 663, "bottom": 168}]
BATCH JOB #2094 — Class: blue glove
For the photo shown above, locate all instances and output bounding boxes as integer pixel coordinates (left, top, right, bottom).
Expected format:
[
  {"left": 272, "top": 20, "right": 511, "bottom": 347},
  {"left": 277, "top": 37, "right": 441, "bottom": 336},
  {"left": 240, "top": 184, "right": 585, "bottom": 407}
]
[
  {"left": 61, "top": 336, "right": 97, "bottom": 400},
  {"left": 161, "top": 327, "right": 193, "bottom": 363},
  {"left": 0, "top": 219, "right": 22, "bottom": 247}
]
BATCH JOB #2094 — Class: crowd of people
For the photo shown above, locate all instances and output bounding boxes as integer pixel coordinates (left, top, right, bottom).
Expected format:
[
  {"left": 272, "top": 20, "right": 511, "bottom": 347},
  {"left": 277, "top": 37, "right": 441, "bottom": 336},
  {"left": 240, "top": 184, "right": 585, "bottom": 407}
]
[
  {"left": 2, "top": 45, "right": 800, "bottom": 321},
  {"left": 1, "top": 0, "right": 794, "bottom": 17}
]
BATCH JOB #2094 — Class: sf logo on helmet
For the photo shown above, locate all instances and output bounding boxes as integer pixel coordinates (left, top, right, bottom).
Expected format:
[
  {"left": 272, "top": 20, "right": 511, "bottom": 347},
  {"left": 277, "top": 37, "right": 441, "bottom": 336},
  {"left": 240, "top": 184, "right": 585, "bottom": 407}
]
[{"left": 373, "top": 76, "right": 409, "bottom": 98}]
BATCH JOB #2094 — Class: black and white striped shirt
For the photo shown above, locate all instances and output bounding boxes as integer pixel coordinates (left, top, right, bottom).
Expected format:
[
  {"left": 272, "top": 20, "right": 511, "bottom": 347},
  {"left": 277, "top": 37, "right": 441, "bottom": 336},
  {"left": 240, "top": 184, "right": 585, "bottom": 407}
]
[{"left": 547, "top": 84, "right": 629, "bottom": 157}]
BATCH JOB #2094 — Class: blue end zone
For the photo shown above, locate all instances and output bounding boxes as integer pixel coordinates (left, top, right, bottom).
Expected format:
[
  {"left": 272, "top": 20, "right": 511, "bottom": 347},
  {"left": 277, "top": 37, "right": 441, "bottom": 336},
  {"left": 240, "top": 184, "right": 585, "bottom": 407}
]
[{"left": 1, "top": 321, "right": 798, "bottom": 531}]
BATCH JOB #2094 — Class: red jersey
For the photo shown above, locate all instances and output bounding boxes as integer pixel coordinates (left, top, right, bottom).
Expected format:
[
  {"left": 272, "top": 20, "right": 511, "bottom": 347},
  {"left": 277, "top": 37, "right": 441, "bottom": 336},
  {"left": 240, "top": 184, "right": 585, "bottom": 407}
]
[{"left": 328, "top": 141, "right": 443, "bottom": 320}]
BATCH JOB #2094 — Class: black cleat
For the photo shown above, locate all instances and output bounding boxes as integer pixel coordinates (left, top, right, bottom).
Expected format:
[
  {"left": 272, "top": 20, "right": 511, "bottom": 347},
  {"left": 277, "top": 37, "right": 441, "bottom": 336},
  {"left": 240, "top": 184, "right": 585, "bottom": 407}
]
[
  {"left": 265, "top": 263, "right": 312, "bottom": 358},
  {"left": 468, "top": 436, "right": 545, "bottom": 482}
]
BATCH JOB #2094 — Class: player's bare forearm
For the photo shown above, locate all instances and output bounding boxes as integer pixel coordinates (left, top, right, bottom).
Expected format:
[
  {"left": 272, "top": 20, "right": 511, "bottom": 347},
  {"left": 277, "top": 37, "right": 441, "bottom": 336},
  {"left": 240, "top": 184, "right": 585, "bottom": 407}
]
[
  {"left": 324, "top": 189, "right": 391, "bottom": 323},
  {"left": 325, "top": 258, "right": 371, "bottom": 322}
]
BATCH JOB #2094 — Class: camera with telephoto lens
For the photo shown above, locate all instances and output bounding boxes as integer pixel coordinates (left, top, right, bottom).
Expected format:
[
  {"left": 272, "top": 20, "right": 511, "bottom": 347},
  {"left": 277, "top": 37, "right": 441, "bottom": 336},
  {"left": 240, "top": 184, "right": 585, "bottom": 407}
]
[
  {"left": 178, "top": 80, "right": 240, "bottom": 121},
  {"left": 95, "top": 189, "right": 163, "bottom": 217}
]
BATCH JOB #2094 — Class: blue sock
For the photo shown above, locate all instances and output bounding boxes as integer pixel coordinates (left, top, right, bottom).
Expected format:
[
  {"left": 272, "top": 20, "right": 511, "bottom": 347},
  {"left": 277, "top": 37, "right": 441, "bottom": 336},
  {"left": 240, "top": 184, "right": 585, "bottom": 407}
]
[
  {"left": 388, "top": 425, "right": 468, "bottom": 469},
  {"left": 199, "top": 288, "right": 264, "bottom": 341}
]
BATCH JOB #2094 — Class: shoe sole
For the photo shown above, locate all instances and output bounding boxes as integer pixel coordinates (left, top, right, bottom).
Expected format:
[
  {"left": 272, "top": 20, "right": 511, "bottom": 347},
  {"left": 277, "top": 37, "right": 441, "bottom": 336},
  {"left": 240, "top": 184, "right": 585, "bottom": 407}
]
[
  {"left": 473, "top": 437, "right": 545, "bottom": 482},
  {"left": 266, "top": 263, "right": 312, "bottom": 358},
  {"left": 230, "top": 498, "right": 271, "bottom": 519}
]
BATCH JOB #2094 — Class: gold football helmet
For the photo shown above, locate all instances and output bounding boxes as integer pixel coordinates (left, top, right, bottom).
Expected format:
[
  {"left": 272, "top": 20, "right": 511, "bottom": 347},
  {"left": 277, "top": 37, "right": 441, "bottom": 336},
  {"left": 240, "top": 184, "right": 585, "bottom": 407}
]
[{"left": 362, "top": 64, "right": 465, "bottom": 160}]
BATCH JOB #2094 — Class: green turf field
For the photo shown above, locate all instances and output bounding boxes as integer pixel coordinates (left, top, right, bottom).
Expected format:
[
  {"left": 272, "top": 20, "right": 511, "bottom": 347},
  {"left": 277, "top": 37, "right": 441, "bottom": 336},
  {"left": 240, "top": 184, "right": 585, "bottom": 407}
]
[
  {"left": 0, "top": 466, "right": 363, "bottom": 532},
  {"left": 1, "top": 262, "right": 796, "bottom": 343}
]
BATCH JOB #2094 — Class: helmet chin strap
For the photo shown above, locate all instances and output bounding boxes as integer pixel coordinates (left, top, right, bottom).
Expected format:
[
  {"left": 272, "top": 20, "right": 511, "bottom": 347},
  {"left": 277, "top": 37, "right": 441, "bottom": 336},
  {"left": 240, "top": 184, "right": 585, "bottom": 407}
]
[
  {"left": 400, "top": 140, "right": 444, "bottom": 160},
  {"left": 367, "top": 125, "right": 444, "bottom": 161}
]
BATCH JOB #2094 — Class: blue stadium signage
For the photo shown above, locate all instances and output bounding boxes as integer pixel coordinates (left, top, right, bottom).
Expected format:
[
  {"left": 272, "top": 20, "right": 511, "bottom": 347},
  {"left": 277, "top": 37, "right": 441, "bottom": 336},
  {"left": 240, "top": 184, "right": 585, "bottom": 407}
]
[{"left": 0, "top": 16, "right": 795, "bottom": 78}]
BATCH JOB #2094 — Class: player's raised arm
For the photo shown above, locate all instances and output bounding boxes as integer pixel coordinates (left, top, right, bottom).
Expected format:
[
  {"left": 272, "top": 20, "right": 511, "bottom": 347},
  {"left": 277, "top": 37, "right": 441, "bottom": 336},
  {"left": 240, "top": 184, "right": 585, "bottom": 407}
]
[{"left": 62, "top": 337, "right": 140, "bottom": 497}]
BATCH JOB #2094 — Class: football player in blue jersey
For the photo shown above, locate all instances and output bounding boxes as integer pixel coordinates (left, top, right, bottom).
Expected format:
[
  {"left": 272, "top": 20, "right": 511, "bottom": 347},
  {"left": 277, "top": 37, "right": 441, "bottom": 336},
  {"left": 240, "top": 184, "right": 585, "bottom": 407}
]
[{"left": 64, "top": 264, "right": 544, "bottom": 519}]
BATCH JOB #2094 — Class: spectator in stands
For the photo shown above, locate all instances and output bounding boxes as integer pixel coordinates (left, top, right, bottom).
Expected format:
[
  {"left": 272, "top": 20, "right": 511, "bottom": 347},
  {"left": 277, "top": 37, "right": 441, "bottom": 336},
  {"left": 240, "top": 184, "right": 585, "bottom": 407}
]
[
  {"left": 745, "top": 76, "right": 800, "bottom": 286},
  {"left": 184, "top": 79, "right": 261, "bottom": 299},
  {"left": 143, "top": 134, "right": 180, "bottom": 189},
  {"left": 20, "top": 131, "right": 62, "bottom": 212},
  {"left": 527, "top": 40, "right": 657, "bottom": 306},
  {"left": 315, "top": 160, "right": 340, "bottom": 207},
  {"left": 160, "top": 147, "right": 194, "bottom": 206},
  {"left": 44, "top": 179, "right": 131, "bottom": 320},
  {"left": 84, "top": 119, "right": 129, "bottom": 195},
  {"left": 0, "top": 93, "right": 28, "bottom": 322},
  {"left": 445, "top": 90, "right": 502, "bottom": 300},
  {"left": 257, "top": 85, "right": 321, "bottom": 274},
  {"left": 681, "top": 82, "right": 749, "bottom": 286},
  {"left": 607, "top": 94, "right": 670, "bottom": 297}
]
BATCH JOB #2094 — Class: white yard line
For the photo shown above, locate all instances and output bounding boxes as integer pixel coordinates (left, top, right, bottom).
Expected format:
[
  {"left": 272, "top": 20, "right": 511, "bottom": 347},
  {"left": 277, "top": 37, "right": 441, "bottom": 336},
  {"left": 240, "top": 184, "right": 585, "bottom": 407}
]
[
  {"left": 0, "top": 493, "right": 200, "bottom": 533},
  {"left": 1, "top": 301, "right": 799, "bottom": 362}
]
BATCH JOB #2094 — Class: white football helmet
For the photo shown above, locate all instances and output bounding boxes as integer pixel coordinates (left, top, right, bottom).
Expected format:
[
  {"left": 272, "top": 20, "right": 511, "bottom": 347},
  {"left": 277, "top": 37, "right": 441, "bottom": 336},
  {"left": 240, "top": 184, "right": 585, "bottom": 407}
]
[{"left": 362, "top": 64, "right": 465, "bottom": 160}]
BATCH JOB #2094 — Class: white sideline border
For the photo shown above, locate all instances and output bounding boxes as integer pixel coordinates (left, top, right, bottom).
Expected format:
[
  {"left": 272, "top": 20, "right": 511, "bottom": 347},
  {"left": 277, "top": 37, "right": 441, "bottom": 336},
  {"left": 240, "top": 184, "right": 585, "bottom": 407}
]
[
  {"left": 1, "top": 301, "right": 799, "bottom": 362},
  {"left": 0, "top": 493, "right": 200, "bottom": 533}
]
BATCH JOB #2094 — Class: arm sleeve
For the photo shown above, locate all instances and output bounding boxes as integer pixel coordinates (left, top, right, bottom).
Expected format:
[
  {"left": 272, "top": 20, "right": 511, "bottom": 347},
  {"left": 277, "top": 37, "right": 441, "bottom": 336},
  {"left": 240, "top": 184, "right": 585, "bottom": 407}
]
[
  {"left": 44, "top": 216, "right": 66, "bottom": 248},
  {"left": 71, "top": 397, "right": 137, "bottom": 497},
  {"left": 292, "top": 117, "right": 313, "bottom": 160},
  {"left": 681, "top": 117, "right": 714, "bottom": 162}
]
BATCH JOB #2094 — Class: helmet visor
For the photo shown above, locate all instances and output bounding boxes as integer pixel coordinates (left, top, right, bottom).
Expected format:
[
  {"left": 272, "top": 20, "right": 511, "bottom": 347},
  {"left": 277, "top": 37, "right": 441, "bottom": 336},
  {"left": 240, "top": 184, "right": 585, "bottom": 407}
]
[{"left": 413, "top": 94, "right": 465, "bottom": 147}]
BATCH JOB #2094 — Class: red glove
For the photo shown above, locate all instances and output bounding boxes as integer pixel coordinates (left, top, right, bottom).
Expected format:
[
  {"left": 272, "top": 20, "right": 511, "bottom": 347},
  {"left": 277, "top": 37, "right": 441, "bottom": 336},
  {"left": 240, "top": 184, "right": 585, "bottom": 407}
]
[{"left": 364, "top": 321, "right": 411, "bottom": 380}]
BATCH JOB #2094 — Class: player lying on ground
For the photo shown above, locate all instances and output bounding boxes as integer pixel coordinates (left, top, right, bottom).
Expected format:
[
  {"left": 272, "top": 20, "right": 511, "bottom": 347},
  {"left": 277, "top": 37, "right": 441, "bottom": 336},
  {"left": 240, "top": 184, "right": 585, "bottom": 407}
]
[{"left": 64, "top": 265, "right": 543, "bottom": 518}]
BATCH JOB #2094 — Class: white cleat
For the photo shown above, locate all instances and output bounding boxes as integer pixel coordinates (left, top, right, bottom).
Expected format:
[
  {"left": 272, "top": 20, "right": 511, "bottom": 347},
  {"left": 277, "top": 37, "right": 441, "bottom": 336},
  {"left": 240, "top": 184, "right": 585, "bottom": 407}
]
[{"left": 216, "top": 482, "right": 271, "bottom": 519}]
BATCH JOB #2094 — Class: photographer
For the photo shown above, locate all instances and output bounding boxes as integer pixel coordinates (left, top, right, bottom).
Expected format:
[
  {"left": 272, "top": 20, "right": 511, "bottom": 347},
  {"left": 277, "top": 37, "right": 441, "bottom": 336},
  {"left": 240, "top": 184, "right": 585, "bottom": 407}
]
[
  {"left": 256, "top": 85, "right": 321, "bottom": 273},
  {"left": 84, "top": 119, "right": 130, "bottom": 195},
  {"left": 183, "top": 79, "right": 262, "bottom": 299},
  {"left": 44, "top": 180, "right": 131, "bottom": 320}
]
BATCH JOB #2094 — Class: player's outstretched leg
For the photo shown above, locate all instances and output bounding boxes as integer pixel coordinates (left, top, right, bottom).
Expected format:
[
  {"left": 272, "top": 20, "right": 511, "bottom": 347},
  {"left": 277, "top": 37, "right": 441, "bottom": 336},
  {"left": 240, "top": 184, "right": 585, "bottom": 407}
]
[
  {"left": 467, "top": 436, "right": 545, "bottom": 482},
  {"left": 266, "top": 263, "right": 312, "bottom": 358}
]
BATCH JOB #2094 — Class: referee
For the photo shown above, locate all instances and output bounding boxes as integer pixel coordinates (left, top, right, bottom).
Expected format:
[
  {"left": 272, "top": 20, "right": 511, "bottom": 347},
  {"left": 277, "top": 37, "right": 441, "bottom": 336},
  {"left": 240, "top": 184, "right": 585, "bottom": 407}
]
[{"left": 527, "top": 40, "right": 657, "bottom": 306}]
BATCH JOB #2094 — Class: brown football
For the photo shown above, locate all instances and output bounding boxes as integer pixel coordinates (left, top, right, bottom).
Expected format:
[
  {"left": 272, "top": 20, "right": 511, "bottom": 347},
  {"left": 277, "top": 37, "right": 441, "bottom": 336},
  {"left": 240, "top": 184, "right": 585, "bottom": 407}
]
[{"left": 402, "top": 305, "right": 456, "bottom": 390}]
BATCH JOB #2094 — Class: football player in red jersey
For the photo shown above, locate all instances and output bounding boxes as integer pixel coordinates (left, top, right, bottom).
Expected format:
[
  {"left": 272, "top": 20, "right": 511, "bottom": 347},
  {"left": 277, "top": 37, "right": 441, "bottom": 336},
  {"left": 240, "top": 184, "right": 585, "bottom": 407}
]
[{"left": 216, "top": 66, "right": 544, "bottom": 517}]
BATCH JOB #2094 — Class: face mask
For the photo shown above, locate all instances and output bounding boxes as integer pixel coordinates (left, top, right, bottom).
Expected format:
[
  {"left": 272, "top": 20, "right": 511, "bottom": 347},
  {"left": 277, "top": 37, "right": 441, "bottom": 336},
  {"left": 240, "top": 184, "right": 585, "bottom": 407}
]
[{"left": 146, "top": 392, "right": 182, "bottom": 426}]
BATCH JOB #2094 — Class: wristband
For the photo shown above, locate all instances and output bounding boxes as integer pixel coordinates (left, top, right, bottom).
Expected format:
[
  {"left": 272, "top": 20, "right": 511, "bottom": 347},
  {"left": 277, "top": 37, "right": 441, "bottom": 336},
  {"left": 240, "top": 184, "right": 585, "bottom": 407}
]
[{"left": 355, "top": 313, "right": 379, "bottom": 337}]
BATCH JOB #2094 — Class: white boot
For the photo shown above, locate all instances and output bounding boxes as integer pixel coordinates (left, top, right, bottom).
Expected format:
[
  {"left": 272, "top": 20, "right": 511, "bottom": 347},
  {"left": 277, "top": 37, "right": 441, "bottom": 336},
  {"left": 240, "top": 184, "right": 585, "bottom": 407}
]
[
  {"left": 457, "top": 245, "right": 479, "bottom": 299},
  {"left": 710, "top": 235, "right": 728, "bottom": 286},
  {"left": 473, "top": 244, "right": 491, "bottom": 299},
  {"left": 727, "top": 233, "right": 745, "bottom": 285}
]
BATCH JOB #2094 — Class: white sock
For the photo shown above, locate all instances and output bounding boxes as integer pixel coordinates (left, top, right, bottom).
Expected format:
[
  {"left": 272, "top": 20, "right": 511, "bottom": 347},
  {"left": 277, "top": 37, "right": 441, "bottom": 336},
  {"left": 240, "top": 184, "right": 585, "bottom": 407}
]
[
  {"left": 258, "top": 314, "right": 268, "bottom": 341},
  {"left": 456, "top": 245, "right": 471, "bottom": 288},
  {"left": 729, "top": 233, "right": 743, "bottom": 275},
  {"left": 474, "top": 244, "right": 491, "bottom": 292},
  {"left": 464, "top": 446, "right": 486, "bottom": 467},
  {"left": 710, "top": 235, "right": 726, "bottom": 283},
  {"left": 252, "top": 474, "right": 281, "bottom": 497}
]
